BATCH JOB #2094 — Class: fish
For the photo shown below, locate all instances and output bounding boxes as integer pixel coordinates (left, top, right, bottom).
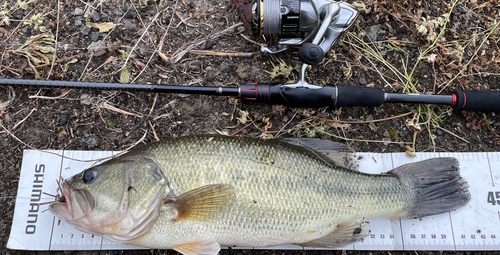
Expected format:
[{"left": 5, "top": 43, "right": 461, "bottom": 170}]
[{"left": 49, "top": 135, "right": 470, "bottom": 254}]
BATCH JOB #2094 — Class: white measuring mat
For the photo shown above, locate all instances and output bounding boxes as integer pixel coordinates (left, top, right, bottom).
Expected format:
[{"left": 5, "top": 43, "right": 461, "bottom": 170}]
[{"left": 7, "top": 150, "right": 500, "bottom": 251}]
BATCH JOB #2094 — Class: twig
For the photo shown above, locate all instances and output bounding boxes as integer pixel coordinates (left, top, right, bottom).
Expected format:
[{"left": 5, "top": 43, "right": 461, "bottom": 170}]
[
  {"left": 29, "top": 89, "right": 71, "bottom": 99},
  {"left": 129, "top": 0, "right": 154, "bottom": 44},
  {"left": 156, "top": 1, "right": 177, "bottom": 63},
  {"left": 188, "top": 50, "right": 257, "bottom": 57},
  {"left": 322, "top": 112, "right": 413, "bottom": 124},
  {"left": 46, "top": 0, "right": 61, "bottom": 79},
  {"left": 148, "top": 93, "right": 158, "bottom": 116},
  {"left": 240, "top": 34, "right": 260, "bottom": 46},
  {"left": 323, "top": 127, "right": 407, "bottom": 144},
  {"left": 171, "top": 22, "right": 243, "bottom": 63},
  {"left": 330, "top": 59, "right": 398, "bottom": 82},
  {"left": 132, "top": 4, "right": 173, "bottom": 83},
  {"left": 105, "top": 130, "right": 148, "bottom": 159},
  {"left": 78, "top": 52, "right": 94, "bottom": 81},
  {"left": 79, "top": 0, "right": 96, "bottom": 9},
  {"left": 85, "top": 56, "right": 116, "bottom": 78},
  {"left": 183, "top": 71, "right": 203, "bottom": 86},
  {"left": 101, "top": 102, "right": 142, "bottom": 117},
  {"left": 275, "top": 111, "right": 298, "bottom": 138},
  {"left": 119, "top": 12, "right": 160, "bottom": 73},
  {"left": 12, "top": 108, "right": 37, "bottom": 130},
  {"left": 230, "top": 121, "right": 255, "bottom": 136},
  {"left": 432, "top": 58, "right": 437, "bottom": 94},
  {"left": 175, "top": 12, "right": 198, "bottom": 28},
  {"left": 148, "top": 121, "right": 159, "bottom": 141},
  {"left": 2, "top": 1, "right": 42, "bottom": 44},
  {"left": 0, "top": 65, "right": 22, "bottom": 72}
]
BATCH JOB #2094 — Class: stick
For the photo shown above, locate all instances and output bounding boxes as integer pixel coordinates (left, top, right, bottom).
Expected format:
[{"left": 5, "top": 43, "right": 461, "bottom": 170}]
[
  {"left": 12, "top": 108, "right": 37, "bottom": 130},
  {"left": 188, "top": 50, "right": 257, "bottom": 57},
  {"left": 171, "top": 22, "right": 243, "bottom": 63},
  {"left": 119, "top": 12, "right": 160, "bottom": 73}
]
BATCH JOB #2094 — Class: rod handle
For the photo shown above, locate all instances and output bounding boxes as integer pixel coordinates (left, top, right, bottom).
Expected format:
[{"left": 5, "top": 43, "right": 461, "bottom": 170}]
[
  {"left": 276, "top": 85, "right": 385, "bottom": 107},
  {"left": 452, "top": 90, "right": 500, "bottom": 112},
  {"left": 239, "top": 84, "right": 386, "bottom": 108},
  {"left": 335, "top": 85, "right": 385, "bottom": 107}
]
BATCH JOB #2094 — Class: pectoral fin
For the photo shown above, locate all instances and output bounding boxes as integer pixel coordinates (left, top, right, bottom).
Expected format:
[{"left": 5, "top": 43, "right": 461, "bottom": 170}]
[
  {"left": 297, "top": 219, "right": 370, "bottom": 248},
  {"left": 172, "top": 184, "right": 235, "bottom": 222},
  {"left": 174, "top": 240, "right": 221, "bottom": 255}
]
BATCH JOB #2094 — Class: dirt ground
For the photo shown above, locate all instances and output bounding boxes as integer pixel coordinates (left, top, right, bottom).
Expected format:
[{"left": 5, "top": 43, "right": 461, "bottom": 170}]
[{"left": 0, "top": 0, "right": 499, "bottom": 254}]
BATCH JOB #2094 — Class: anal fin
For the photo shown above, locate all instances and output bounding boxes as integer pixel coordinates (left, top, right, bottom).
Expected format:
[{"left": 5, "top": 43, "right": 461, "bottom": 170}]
[
  {"left": 174, "top": 240, "right": 221, "bottom": 255},
  {"left": 297, "top": 219, "right": 371, "bottom": 248}
]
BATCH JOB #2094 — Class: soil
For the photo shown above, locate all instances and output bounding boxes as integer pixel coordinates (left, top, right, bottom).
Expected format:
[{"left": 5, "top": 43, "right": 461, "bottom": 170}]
[{"left": 0, "top": 0, "right": 499, "bottom": 254}]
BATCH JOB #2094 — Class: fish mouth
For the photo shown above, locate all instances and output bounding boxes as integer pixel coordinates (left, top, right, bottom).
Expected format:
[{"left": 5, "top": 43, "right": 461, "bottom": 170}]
[
  {"left": 50, "top": 179, "right": 94, "bottom": 220},
  {"left": 49, "top": 179, "right": 73, "bottom": 219}
]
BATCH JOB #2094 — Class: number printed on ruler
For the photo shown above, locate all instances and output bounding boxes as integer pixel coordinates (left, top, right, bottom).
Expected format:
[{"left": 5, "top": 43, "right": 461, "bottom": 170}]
[{"left": 487, "top": 191, "right": 500, "bottom": 205}]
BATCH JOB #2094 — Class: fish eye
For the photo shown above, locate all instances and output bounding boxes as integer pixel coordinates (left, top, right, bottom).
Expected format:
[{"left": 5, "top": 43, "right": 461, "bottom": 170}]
[{"left": 82, "top": 169, "right": 98, "bottom": 184}]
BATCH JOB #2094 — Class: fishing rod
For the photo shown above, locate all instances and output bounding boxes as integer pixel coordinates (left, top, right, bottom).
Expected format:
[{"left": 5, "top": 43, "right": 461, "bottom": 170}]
[{"left": 1, "top": 77, "right": 499, "bottom": 112}]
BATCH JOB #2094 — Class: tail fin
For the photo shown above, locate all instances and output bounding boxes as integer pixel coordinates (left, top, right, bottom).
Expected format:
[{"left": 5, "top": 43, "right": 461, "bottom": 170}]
[{"left": 388, "top": 157, "right": 471, "bottom": 219}]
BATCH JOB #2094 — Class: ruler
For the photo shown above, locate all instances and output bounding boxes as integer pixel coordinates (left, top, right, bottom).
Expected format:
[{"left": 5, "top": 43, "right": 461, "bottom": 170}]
[{"left": 7, "top": 150, "right": 500, "bottom": 250}]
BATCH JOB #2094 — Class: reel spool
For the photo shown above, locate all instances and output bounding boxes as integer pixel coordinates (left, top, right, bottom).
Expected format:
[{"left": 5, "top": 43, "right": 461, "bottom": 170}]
[{"left": 253, "top": 0, "right": 359, "bottom": 65}]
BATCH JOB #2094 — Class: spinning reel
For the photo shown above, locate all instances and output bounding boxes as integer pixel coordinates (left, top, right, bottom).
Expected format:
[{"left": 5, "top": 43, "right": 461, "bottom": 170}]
[
  {"left": 252, "top": 0, "right": 359, "bottom": 65},
  {"left": 252, "top": 0, "right": 359, "bottom": 89}
]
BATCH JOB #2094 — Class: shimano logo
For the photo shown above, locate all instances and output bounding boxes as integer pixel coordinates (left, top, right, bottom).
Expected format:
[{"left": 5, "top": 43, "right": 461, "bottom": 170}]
[{"left": 25, "top": 164, "right": 45, "bottom": 234}]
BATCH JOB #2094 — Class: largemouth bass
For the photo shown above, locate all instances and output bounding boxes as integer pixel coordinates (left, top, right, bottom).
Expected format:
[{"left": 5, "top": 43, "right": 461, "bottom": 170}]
[{"left": 49, "top": 135, "right": 470, "bottom": 254}]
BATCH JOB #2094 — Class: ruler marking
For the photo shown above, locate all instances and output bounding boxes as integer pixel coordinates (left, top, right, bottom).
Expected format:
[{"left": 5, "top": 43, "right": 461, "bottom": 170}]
[
  {"left": 486, "top": 153, "right": 495, "bottom": 187},
  {"left": 49, "top": 149, "right": 65, "bottom": 250},
  {"left": 448, "top": 212, "right": 457, "bottom": 251},
  {"left": 48, "top": 216, "right": 55, "bottom": 250},
  {"left": 399, "top": 220, "right": 405, "bottom": 250}
]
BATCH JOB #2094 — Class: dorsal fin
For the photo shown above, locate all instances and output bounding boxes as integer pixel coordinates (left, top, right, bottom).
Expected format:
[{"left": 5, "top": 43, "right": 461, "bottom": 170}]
[{"left": 280, "top": 138, "right": 359, "bottom": 171}]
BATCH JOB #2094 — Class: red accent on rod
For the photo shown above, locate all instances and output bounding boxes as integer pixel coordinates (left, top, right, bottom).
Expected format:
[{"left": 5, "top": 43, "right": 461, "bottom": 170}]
[
  {"left": 462, "top": 91, "right": 467, "bottom": 109},
  {"left": 243, "top": 83, "right": 258, "bottom": 100},
  {"left": 451, "top": 93, "right": 457, "bottom": 106}
]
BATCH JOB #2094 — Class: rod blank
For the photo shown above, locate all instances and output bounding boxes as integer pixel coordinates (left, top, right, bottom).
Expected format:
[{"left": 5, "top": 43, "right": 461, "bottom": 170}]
[{"left": 1, "top": 78, "right": 499, "bottom": 112}]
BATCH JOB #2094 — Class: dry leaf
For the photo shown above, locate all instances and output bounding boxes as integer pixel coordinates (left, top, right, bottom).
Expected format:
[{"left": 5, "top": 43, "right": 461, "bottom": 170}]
[{"left": 87, "top": 21, "right": 118, "bottom": 32}]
